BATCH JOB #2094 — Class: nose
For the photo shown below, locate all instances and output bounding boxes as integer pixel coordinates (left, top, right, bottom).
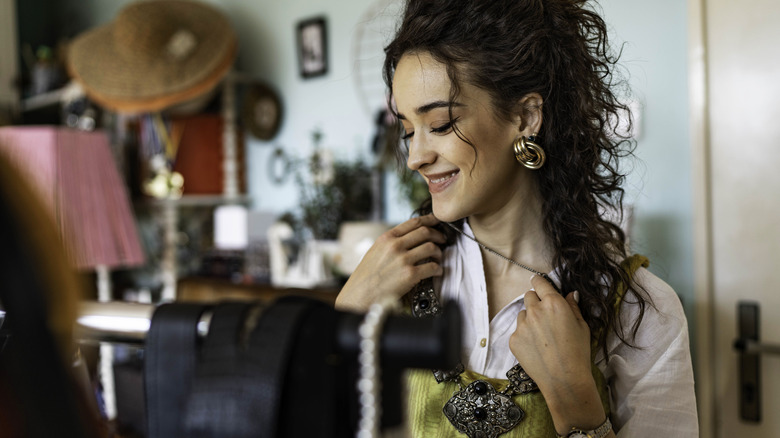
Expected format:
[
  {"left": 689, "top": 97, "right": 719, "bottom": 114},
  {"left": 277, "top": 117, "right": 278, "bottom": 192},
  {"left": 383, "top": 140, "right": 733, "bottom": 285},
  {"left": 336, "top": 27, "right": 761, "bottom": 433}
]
[{"left": 406, "top": 135, "right": 437, "bottom": 171}]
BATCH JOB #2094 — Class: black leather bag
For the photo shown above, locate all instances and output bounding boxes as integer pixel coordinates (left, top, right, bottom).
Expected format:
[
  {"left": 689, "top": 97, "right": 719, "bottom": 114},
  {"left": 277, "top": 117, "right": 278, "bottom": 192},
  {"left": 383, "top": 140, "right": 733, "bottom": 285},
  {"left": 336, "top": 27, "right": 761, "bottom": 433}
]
[{"left": 144, "top": 296, "right": 461, "bottom": 438}]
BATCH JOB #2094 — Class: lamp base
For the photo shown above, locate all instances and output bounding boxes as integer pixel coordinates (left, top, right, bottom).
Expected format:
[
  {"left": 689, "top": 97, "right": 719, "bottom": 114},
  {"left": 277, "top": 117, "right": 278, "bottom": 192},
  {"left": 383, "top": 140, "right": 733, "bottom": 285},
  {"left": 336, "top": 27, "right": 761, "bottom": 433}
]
[{"left": 96, "top": 264, "right": 117, "bottom": 420}]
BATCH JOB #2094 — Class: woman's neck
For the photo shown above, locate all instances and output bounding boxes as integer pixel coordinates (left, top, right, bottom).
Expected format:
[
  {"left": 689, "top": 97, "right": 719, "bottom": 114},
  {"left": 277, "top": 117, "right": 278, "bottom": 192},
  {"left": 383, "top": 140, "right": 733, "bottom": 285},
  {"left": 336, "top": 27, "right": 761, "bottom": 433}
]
[{"left": 467, "top": 184, "right": 553, "bottom": 275}]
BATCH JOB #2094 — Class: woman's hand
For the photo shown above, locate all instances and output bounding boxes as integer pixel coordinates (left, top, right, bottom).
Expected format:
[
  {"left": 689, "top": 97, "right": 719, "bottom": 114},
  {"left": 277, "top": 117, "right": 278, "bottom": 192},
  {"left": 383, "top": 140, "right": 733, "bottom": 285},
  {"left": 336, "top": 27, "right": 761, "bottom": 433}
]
[
  {"left": 509, "top": 275, "right": 608, "bottom": 435},
  {"left": 334, "top": 214, "right": 446, "bottom": 312}
]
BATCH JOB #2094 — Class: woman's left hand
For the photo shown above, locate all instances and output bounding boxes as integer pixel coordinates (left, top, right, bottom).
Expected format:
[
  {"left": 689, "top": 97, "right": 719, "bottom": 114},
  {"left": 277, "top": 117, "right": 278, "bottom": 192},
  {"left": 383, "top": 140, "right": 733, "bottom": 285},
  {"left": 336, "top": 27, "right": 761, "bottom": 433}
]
[{"left": 509, "top": 275, "right": 607, "bottom": 434}]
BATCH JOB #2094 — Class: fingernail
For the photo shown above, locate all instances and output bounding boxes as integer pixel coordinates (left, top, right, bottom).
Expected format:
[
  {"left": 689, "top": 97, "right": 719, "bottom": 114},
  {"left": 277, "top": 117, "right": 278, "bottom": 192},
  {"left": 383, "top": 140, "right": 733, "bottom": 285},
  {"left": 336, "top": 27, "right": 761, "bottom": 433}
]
[{"left": 573, "top": 291, "right": 580, "bottom": 303}]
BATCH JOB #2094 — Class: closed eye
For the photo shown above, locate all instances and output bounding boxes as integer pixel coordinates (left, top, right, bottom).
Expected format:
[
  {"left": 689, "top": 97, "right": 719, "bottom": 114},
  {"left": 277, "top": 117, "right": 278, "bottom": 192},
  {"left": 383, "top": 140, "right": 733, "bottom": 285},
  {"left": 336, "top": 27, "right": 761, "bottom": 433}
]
[
  {"left": 401, "top": 117, "right": 459, "bottom": 141},
  {"left": 430, "top": 117, "right": 459, "bottom": 135}
]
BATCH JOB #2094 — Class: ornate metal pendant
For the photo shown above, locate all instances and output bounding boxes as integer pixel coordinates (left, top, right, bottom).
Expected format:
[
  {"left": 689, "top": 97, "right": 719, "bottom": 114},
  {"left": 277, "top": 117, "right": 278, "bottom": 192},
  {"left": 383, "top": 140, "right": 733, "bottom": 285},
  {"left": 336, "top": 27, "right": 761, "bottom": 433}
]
[
  {"left": 505, "top": 364, "right": 538, "bottom": 395},
  {"left": 443, "top": 380, "right": 524, "bottom": 438},
  {"left": 411, "top": 278, "right": 441, "bottom": 318},
  {"left": 408, "top": 276, "right": 537, "bottom": 436}
]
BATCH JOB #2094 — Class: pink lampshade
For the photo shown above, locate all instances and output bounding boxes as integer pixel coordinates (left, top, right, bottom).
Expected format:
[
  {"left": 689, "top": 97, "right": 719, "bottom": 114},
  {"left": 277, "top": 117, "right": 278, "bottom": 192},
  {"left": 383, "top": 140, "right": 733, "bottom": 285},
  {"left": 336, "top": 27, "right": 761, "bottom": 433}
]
[{"left": 0, "top": 126, "right": 145, "bottom": 270}]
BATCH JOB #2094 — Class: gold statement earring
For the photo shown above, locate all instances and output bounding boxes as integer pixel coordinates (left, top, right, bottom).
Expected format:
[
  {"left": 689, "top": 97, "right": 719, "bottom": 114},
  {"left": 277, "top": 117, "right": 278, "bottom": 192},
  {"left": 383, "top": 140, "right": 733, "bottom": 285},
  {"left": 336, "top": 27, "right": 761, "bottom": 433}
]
[{"left": 513, "top": 134, "right": 546, "bottom": 169}]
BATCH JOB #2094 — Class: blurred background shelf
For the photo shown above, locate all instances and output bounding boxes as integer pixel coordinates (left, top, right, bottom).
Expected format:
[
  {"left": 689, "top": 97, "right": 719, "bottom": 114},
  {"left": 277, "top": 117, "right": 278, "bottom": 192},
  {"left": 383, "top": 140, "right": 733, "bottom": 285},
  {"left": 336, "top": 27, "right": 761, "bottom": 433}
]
[{"left": 143, "top": 194, "right": 252, "bottom": 208}]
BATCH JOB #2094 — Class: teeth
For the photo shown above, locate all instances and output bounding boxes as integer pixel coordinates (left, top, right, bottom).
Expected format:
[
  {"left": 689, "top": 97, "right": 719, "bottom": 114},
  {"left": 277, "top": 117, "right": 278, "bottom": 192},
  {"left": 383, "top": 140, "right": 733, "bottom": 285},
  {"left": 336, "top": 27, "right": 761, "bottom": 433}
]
[{"left": 430, "top": 172, "right": 457, "bottom": 184}]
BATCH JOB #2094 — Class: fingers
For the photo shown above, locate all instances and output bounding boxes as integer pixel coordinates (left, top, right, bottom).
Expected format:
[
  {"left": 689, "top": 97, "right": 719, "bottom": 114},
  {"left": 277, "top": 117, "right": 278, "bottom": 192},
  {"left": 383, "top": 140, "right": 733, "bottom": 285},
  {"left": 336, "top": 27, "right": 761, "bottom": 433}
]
[
  {"left": 406, "top": 240, "right": 443, "bottom": 264},
  {"left": 525, "top": 277, "right": 578, "bottom": 317},
  {"left": 565, "top": 291, "right": 584, "bottom": 320},
  {"left": 400, "top": 225, "right": 447, "bottom": 251},
  {"left": 411, "top": 258, "right": 443, "bottom": 280},
  {"left": 391, "top": 213, "right": 440, "bottom": 237},
  {"left": 524, "top": 289, "right": 540, "bottom": 304},
  {"left": 384, "top": 215, "right": 446, "bottom": 252},
  {"left": 525, "top": 283, "right": 585, "bottom": 325},
  {"left": 335, "top": 215, "right": 446, "bottom": 313},
  {"left": 523, "top": 276, "right": 555, "bottom": 312},
  {"left": 382, "top": 215, "right": 446, "bottom": 254},
  {"left": 393, "top": 258, "right": 443, "bottom": 293},
  {"left": 530, "top": 274, "right": 558, "bottom": 299}
]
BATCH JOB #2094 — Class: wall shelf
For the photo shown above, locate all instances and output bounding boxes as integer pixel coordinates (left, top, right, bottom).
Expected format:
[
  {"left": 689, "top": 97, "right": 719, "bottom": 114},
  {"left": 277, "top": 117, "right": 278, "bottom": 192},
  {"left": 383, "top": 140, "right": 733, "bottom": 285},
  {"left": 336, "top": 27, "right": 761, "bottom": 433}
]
[{"left": 137, "top": 194, "right": 251, "bottom": 302}]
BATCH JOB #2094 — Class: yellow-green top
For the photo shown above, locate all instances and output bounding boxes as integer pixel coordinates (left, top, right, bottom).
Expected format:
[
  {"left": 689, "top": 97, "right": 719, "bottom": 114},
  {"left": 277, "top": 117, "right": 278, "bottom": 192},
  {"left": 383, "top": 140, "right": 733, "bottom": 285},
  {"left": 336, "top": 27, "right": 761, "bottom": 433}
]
[{"left": 405, "top": 255, "right": 649, "bottom": 437}]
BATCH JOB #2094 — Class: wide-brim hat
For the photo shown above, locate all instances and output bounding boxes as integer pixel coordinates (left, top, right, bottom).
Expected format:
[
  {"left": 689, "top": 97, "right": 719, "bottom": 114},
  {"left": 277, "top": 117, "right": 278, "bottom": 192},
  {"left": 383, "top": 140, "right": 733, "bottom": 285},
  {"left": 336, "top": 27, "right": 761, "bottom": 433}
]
[{"left": 67, "top": 0, "right": 237, "bottom": 113}]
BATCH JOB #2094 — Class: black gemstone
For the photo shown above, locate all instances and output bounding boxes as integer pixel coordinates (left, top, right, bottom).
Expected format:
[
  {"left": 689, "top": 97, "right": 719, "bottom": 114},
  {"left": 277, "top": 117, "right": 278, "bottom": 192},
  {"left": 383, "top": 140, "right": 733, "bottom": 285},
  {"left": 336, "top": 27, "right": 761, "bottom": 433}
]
[
  {"left": 474, "top": 381, "right": 488, "bottom": 395},
  {"left": 507, "top": 406, "right": 523, "bottom": 422},
  {"left": 443, "top": 403, "right": 457, "bottom": 417},
  {"left": 419, "top": 299, "right": 430, "bottom": 310},
  {"left": 473, "top": 407, "right": 487, "bottom": 420}
]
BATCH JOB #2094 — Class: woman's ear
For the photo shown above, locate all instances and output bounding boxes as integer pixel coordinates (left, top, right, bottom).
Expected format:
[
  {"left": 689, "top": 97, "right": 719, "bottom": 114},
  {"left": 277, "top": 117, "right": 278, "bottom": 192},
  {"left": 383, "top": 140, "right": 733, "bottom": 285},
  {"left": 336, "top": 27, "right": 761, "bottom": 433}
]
[{"left": 515, "top": 93, "right": 543, "bottom": 135}]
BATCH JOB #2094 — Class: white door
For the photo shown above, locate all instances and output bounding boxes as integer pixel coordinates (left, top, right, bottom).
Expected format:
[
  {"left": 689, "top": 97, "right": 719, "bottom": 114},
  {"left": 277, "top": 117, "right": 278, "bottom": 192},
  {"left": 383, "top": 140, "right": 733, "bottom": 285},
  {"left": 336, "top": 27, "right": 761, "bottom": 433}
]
[{"left": 692, "top": 0, "right": 780, "bottom": 436}]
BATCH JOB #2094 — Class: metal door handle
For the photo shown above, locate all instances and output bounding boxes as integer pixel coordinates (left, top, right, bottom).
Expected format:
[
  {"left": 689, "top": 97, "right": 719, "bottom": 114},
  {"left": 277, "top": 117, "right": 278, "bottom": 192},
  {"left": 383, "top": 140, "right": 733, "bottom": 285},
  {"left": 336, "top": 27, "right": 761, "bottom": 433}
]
[
  {"left": 734, "top": 338, "right": 780, "bottom": 356},
  {"left": 732, "top": 301, "right": 778, "bottom": 423}
]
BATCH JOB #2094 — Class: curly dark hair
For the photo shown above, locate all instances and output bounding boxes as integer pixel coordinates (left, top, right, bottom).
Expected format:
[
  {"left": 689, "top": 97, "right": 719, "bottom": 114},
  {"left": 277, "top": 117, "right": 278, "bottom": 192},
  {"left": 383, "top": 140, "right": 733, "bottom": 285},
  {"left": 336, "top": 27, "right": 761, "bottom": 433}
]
[{"left": 383, "top": 0, "right": 650, "bottom": 356}]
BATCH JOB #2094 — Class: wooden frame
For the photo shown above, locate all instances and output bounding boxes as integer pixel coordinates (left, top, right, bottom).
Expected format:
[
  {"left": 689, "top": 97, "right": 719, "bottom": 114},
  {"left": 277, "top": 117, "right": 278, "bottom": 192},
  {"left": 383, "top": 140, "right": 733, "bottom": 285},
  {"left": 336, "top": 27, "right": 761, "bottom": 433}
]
[
  {"left": 297, "top": 17, "right": 328, "bottom": 79},
  {"left": 688, "top": 0, "right": 714, "bottom": 435}
]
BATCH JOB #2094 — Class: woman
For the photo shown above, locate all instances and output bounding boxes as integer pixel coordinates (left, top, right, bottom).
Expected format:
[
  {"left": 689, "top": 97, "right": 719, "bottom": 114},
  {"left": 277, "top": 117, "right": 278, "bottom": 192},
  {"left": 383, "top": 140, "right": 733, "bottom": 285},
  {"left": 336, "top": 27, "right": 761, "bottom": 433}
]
[
  {"left": 336, "top": 0, "right": 698, "bottom": 436},
  {"left": 0, "top": 151, "right": 104, "bottom": 438}
]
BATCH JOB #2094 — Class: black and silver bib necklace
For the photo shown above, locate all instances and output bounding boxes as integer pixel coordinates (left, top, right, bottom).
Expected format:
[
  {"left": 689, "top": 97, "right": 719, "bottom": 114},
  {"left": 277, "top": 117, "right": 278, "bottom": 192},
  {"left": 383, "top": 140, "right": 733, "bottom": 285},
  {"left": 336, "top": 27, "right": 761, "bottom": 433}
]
[{"left": 410, "top": 221, "right": 557, "bottom": 438}]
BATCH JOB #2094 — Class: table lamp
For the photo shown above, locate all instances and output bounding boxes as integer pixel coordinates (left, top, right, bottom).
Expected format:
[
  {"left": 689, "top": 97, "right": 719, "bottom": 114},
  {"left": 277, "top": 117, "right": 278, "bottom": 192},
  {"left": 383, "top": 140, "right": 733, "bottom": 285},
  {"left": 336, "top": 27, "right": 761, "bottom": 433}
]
[{"left": 0, "top": 126, "right": 145, "bottom": 420}]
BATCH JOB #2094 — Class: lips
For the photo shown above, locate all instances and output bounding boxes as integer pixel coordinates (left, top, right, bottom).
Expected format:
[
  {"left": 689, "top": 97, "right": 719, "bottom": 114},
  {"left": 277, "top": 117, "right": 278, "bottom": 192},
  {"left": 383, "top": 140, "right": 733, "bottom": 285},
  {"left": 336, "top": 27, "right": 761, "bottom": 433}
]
[{"left": 425, "top": 170, "right": 459, "bottom": 193}]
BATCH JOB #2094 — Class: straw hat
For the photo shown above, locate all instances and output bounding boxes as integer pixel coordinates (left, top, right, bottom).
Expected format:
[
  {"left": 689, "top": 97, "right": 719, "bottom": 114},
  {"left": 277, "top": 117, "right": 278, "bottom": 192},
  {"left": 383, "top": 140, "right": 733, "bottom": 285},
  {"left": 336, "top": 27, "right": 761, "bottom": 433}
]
[{"left": 67, "top": 0, "right": 238, "bottom": 113}]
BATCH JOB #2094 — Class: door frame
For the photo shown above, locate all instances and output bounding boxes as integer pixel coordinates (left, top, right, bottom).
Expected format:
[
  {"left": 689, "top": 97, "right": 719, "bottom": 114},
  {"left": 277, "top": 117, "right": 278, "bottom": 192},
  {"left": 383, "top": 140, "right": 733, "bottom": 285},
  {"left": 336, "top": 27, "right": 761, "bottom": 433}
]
[{"left": 689, "top": 0, "right": 715, "bottom": 436}]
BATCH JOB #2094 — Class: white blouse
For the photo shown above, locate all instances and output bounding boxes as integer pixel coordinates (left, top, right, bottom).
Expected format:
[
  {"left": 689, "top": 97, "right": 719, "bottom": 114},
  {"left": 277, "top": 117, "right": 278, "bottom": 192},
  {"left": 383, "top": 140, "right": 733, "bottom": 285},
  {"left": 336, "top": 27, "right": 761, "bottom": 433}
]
[{"left": 434, "top": 222, "right": 699, "bottom": 437}]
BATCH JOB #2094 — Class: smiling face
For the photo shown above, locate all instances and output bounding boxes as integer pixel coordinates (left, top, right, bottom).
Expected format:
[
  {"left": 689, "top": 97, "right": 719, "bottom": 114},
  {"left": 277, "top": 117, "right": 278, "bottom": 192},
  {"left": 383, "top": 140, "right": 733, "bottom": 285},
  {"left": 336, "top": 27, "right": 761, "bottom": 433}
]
[{"left": 393, "top": 52, "right": 541, "bottom": 223}]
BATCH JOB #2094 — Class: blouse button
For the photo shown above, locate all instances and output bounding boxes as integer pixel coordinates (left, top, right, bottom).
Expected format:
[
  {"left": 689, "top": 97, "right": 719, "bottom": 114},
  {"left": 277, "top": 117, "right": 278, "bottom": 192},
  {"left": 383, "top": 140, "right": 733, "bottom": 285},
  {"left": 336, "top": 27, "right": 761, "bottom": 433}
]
[{"left": 480, "top": 338, "right": 487, "bottom": 348}]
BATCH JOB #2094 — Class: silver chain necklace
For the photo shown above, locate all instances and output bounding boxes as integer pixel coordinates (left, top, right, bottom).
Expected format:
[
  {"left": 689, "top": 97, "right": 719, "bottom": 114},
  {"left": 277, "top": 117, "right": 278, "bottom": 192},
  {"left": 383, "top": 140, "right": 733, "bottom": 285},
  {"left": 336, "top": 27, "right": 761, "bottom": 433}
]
[{"left": 444, "top": 221, "right": 559, "bottom": 292}]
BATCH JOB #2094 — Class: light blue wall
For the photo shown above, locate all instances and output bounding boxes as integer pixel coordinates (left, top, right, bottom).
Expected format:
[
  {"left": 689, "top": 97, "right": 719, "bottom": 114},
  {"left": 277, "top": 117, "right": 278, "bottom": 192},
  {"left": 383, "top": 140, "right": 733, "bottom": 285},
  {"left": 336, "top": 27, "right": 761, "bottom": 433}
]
[
  {"left": 61, "top": 0, "right": 694, "bottom": 322},
  {"left": 213, "top": 0, "right": 412, "bottom": 222},
  {"left": 598, "top": 0, "right": 694, "bottom": 325}
]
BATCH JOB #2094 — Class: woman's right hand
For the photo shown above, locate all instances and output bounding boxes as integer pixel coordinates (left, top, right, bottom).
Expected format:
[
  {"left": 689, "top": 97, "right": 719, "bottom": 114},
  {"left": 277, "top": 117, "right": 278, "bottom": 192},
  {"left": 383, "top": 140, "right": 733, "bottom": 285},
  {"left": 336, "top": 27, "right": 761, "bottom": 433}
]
[{"left": 334, "top": 214, "right": 446, "bottom": 312}]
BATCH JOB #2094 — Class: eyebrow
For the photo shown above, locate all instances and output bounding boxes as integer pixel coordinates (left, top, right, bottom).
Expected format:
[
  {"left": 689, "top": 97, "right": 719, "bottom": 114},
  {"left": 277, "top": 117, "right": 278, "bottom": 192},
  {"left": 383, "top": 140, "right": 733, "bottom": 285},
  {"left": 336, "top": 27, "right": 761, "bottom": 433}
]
[{"left": 396, "top": 101, "right": 463, "bottom": 120}]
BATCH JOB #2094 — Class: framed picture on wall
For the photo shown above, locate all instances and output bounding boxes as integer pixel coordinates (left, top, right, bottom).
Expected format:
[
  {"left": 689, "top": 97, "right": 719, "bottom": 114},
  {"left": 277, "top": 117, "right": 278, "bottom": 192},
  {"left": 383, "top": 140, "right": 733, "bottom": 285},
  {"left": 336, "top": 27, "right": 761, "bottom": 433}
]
[{"left": 297, "top": 17, "right": 328, "bottom": 79}]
